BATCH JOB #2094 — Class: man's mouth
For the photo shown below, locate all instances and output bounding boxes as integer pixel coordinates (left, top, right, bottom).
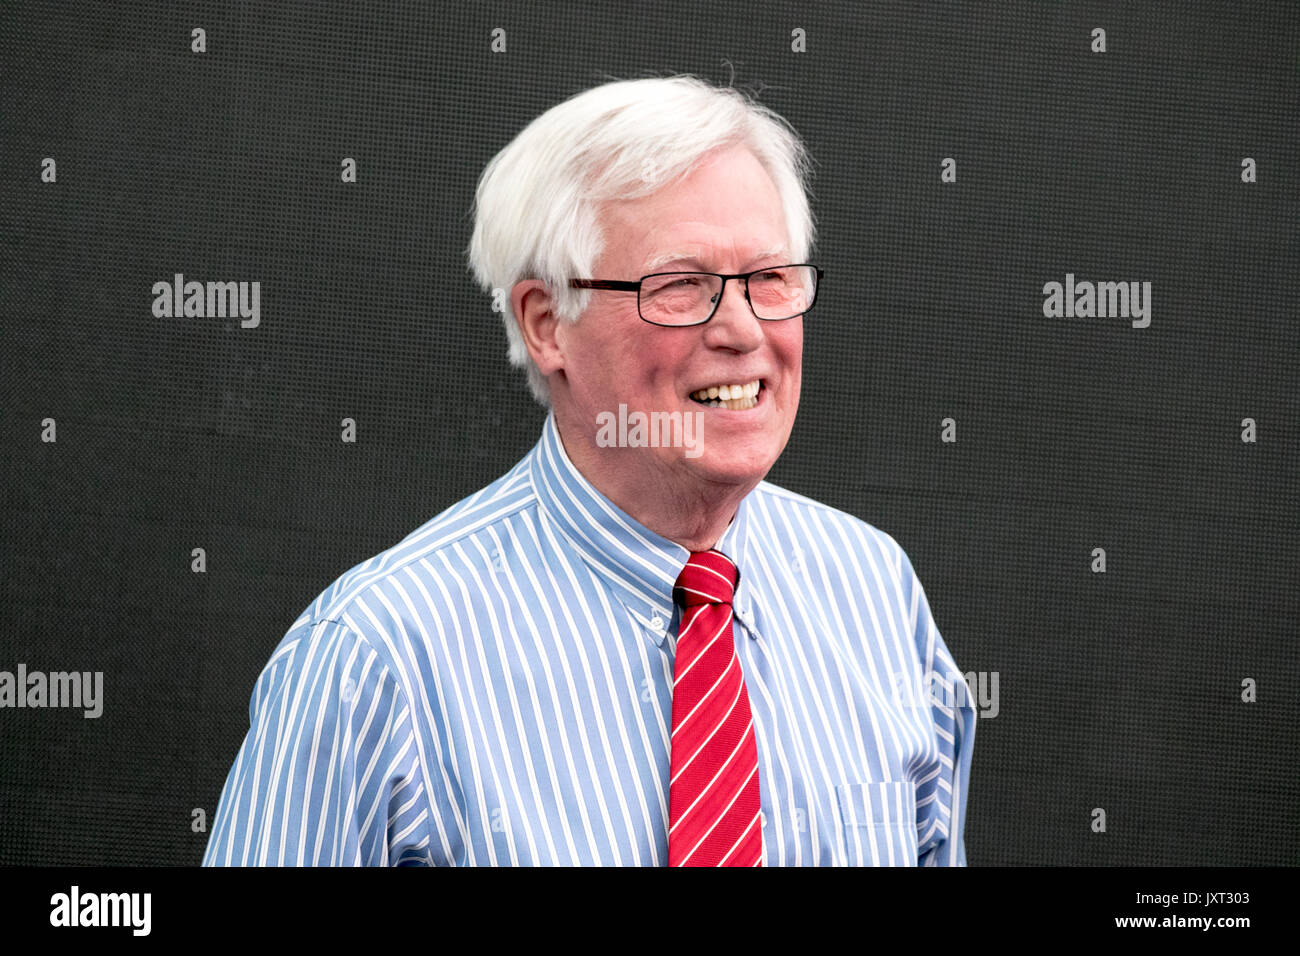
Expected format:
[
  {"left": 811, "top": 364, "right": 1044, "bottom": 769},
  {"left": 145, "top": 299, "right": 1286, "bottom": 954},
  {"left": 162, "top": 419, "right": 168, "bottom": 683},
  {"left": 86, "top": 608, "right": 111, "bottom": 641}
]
[{"left": 689, "top": 379, "right": 764, "bottom": 411}]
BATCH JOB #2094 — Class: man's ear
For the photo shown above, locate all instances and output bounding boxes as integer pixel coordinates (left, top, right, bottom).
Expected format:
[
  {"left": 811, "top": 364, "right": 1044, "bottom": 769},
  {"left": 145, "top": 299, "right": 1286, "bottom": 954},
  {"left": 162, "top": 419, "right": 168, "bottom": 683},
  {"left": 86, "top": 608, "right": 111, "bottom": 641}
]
[{"left": 512, "top": 279, "right": 566, "bottom": 378}]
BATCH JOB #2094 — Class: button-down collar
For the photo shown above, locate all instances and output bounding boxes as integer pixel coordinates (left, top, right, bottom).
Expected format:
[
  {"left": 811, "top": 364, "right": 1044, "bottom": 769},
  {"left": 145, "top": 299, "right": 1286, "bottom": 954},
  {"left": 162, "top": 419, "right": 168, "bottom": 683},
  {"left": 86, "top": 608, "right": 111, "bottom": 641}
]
[{"left": 529, "top": 411, "right": 757, "bottom": 646}]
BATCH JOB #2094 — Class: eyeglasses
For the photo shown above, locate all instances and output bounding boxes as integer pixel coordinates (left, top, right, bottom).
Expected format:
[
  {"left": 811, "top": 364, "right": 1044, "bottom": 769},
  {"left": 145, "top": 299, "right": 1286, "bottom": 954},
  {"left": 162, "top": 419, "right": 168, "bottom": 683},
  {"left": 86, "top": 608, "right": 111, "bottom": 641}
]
[{"left": 569, "top": 263, "right": 823, "bottom": 327}]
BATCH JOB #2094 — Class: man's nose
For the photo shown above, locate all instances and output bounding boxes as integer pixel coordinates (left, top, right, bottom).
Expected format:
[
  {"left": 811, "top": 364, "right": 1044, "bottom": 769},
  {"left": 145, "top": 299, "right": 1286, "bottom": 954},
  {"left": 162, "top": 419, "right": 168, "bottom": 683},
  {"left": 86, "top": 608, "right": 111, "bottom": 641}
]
[{"left": 705, "top": 277, "right": 764, "bottom": 349}]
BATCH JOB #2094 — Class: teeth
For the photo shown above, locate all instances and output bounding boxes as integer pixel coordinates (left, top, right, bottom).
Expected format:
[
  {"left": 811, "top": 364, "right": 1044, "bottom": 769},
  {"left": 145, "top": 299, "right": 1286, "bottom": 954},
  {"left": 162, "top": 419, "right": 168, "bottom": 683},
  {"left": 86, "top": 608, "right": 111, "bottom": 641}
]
[
  {"left": 690, "top": 380, "right": 760, "bottom": 402},
  {"left": 689, "top": 380, "right": 762, "bottom": 410}
]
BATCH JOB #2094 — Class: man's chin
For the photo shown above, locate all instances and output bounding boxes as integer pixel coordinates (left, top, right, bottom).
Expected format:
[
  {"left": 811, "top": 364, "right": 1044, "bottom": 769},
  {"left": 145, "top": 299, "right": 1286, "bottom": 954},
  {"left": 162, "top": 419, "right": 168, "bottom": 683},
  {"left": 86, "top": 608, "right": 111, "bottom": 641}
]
[{"left": 677, "top": 447, "right": 776, "bottom": 487}]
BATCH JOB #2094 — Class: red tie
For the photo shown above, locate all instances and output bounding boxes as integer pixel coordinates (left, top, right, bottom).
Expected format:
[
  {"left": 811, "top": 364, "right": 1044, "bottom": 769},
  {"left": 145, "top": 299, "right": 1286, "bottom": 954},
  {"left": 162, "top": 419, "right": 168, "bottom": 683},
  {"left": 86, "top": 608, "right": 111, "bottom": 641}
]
[{"left": 667, "top": 549, "right": 763, "bottom": 866}]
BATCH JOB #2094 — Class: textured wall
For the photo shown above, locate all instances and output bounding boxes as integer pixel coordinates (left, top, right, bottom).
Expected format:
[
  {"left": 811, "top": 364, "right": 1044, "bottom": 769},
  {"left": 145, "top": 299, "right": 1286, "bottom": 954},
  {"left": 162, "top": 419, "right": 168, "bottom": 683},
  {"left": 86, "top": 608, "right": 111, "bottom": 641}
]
[{"left": 1, "top": 0, "right": 1296, "bottom": 865}]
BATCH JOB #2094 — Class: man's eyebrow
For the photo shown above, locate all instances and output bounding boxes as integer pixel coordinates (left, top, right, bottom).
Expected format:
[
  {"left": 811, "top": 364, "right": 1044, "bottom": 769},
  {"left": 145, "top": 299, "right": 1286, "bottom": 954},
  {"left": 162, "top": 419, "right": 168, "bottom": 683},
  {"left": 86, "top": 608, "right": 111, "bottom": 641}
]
[{"left": 641, "top": 248, "right": 789, "bottom": 273}]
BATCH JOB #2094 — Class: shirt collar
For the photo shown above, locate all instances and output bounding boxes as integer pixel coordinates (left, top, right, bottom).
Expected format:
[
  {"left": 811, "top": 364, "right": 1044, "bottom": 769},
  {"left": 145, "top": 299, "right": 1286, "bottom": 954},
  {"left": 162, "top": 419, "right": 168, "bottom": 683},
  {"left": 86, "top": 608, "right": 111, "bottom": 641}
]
[{"left": 529, "top": 410, "right": 754, "bottom": 646}]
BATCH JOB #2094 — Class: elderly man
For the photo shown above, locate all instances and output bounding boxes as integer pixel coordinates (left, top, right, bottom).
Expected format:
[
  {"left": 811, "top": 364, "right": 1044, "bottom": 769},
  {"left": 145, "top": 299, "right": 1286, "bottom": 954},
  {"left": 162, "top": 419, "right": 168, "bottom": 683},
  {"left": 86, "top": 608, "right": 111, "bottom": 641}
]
[{"left": 204, "top": 74, "right": 974, "bottom": 867}]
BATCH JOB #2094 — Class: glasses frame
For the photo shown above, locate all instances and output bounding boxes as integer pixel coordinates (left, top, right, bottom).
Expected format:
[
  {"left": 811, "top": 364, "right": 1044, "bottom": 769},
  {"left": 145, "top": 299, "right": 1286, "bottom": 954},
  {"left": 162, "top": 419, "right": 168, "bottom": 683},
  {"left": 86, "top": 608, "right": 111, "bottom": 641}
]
[{"left": 569, "top": 263, "right": 824, "bottom": 327}]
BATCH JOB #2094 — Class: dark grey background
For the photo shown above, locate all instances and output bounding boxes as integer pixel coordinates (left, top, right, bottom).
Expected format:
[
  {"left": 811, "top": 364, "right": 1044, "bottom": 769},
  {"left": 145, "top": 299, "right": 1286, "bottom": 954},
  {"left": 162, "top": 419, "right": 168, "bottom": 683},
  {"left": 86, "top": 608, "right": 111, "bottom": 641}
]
[{"left": 1, "top": 0, "right": 1297, "bottom": 865}]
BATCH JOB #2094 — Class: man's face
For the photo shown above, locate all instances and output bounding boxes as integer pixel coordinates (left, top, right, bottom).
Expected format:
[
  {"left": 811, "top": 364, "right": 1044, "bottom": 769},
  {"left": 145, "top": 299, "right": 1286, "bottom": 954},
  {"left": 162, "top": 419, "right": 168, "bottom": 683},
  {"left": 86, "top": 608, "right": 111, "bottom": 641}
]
[{"left": 555, "top": 144, "right": 803, "bottom": 492}]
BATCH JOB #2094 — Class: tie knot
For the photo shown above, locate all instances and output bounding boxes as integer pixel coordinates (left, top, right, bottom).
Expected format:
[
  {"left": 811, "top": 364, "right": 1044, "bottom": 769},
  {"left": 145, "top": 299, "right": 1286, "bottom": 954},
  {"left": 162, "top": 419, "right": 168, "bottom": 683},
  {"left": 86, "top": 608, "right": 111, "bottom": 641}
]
[{"left": 673, "top": 549, "right": 739, "bottom": 608}]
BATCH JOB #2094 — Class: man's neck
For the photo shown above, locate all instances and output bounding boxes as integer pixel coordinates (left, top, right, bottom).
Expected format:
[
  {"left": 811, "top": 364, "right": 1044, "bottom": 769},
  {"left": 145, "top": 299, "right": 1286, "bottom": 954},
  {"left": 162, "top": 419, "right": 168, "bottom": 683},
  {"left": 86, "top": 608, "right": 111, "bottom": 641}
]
[{"left": 551, "top": 411, "right": 754, "bottom": 553}]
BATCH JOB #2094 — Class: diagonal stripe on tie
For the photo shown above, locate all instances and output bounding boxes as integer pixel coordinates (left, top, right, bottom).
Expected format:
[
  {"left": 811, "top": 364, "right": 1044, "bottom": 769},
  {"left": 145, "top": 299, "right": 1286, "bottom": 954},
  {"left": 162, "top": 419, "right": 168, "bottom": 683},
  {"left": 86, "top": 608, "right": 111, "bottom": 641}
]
[
  {"left": 677, "top": 762, "right": 760, "bottom": 865},
  {"left": 671, "top": 641, "right": 739, "bottom": 737},
  {"left": 670, "top": 718, "right": 757, "bottom": 846},
  {"left": 670, "top": 673, "right": 748, "bottom": 786},
  {"left": 672, "top": 611, "right": 732, "bottom": 687},
  {"left": 667, "top": 548, "right": 763, "bottom": 867}
]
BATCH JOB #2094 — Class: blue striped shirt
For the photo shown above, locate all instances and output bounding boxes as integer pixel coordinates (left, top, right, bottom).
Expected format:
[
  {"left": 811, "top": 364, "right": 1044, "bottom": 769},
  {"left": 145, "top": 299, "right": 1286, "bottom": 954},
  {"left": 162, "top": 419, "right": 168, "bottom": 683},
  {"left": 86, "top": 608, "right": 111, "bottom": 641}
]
[{"left": 203, "top": 411, "right": 975, "bottom": 866}]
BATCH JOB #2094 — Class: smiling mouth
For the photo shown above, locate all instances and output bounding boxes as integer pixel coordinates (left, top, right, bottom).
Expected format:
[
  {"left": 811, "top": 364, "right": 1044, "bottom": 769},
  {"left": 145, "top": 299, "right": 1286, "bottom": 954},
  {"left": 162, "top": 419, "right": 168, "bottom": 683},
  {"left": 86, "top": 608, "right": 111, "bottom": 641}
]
[{"left": 689, "top": 379, "right": 764, "bottom": 410}]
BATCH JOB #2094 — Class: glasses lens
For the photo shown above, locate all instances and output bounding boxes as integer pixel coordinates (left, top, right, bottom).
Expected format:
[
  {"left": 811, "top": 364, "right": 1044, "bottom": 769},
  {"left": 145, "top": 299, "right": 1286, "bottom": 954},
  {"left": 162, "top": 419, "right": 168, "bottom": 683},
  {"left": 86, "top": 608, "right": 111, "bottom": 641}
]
[
  {"left": 639, "top": 273, "right": 723, "bottom": 326},
  {"left": 748, "top": 265, "right": 817, "bottom": 320}
]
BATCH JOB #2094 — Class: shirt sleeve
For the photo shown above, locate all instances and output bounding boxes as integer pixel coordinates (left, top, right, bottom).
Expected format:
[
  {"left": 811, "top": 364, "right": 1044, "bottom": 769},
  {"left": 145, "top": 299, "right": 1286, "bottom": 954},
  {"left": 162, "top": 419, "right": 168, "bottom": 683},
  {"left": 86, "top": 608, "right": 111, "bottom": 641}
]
[
  {"left": 891, "top": 539, "right": 976, "bottom": 867},
  {"left": 202, "top": 619, "right": 433, "bottom": 866}
]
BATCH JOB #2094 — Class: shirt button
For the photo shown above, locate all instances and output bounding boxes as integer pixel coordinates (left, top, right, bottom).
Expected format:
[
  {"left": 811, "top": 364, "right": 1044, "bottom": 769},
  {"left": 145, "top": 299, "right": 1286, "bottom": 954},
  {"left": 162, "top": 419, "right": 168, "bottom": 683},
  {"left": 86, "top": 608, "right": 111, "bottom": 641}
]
[{"left": 648, "top": 615, "right": 665, "bottom": 633}]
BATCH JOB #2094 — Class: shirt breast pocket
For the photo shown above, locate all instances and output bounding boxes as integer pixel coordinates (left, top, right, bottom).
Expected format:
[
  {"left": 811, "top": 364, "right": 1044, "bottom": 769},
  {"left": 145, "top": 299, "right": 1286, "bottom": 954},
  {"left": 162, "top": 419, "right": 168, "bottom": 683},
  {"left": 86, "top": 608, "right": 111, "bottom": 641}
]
[{"left": 835, "top": 781, "right": 919, "bottom": 867}]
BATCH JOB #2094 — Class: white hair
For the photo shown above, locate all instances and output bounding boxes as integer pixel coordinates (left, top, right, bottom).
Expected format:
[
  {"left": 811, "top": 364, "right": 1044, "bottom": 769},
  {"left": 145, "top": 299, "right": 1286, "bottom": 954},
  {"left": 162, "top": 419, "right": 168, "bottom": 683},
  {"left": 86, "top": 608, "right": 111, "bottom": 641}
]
[{"left": 466, "top": 74, "right": 817, "bottom": 407}]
